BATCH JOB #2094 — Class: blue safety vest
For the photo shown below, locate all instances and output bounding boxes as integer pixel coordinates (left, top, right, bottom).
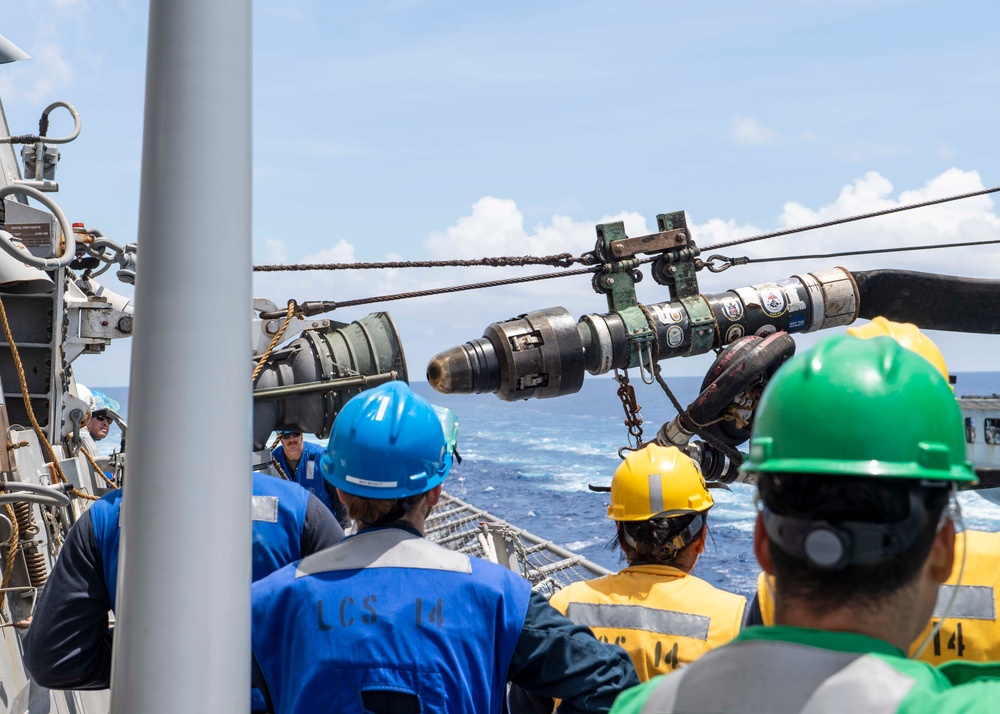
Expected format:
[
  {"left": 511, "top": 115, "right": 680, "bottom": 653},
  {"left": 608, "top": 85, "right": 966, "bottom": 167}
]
[
  {"left": 272, "top": 441, "right": 332, "bottom": 508},
  {"left": 252, "top": 526, "right": 532, "bottom": 714},
  {"left": 90, "top": 472, "right": 312, "bottom": 608}
]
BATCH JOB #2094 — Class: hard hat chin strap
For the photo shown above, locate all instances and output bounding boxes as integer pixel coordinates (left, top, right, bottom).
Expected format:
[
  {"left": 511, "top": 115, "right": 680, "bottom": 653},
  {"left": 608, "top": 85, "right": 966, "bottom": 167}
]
[{"left": 761, "top": 490, "right": 929, "bottom": 570}]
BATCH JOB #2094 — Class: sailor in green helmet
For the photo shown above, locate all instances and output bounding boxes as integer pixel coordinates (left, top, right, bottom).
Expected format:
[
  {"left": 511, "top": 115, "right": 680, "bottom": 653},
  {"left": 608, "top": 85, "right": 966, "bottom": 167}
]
[{"left": 610, "top": 333, "right": 1000, "bottom": 714}]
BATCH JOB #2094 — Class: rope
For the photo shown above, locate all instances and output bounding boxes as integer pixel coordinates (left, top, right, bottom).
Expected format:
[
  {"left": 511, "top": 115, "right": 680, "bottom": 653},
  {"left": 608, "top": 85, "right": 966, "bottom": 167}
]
[
  {"left": 270, "top": 458, "right": 290, "bottom": 481},
  {"left": 252, "top": 300, "right": 297, "bottom": 383},
  {"left": 0, "top": 295, "right": 83, "bottom": 496},
  {"left": 700, "top": 185, "right": 1000, "bottom": 252},
  {"left": 254, "top": 252, "right": 588, "bottom": 272},
  {"left": 708, "top": 238, "right": 1000, "bottom": 272},
  {"left": 0, "top": 503, "right": 20, "bottom": 612},
  {"left": 50, "top": 463, "right": 96, "bottom": 501},
  {"left": 80, "top": 446, "right": 118, "bottom": 489}
]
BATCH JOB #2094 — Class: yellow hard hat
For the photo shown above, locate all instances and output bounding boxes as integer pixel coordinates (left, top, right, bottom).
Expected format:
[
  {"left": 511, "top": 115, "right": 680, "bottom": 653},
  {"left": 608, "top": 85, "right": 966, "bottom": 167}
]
[
  {"left": 846, "top": 316, "right": 948, "bottom": 380},
  {"left": 608, "top": 444, "right": 714, "bottom": 521}
]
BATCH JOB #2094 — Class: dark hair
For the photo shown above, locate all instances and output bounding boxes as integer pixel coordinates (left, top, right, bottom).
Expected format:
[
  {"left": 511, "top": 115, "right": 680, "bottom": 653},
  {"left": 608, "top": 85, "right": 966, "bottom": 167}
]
[
  {"left": 757, "top": 472, "right": 950, "bottom": 609},
  {"left": 341, "top": 492, "right": 427, "bottom": 527},
  {"left": 613, "top": 513, "right": 706, "bottom": 569}
]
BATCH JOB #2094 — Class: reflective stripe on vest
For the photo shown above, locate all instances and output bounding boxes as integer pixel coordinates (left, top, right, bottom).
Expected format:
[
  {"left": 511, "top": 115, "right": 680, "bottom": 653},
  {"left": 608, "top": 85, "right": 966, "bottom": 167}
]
[
  {"left": 640, "top": 642, "right": 913, "bottom": 714},
  {"left": 912, "top": 530, "right": 1000, "bottom": 665},
  {"left": 297, "top": 527, "right": 471, "bottom": 577},
  {"left": 252, "top": 496, "right": 279, "bottom": 523},
  {"left": 933, "top": 584, "right": 996, "bottom": 620},
  {"left": 566, "top": 602, "right": 710, "bottom": 641}
]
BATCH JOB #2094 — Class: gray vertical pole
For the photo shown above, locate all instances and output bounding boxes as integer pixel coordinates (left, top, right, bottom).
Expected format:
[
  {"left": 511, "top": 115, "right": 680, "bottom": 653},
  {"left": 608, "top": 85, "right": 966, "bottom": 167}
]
[{"left": 111, "top": 0, "right": 252, "bottom": 710}]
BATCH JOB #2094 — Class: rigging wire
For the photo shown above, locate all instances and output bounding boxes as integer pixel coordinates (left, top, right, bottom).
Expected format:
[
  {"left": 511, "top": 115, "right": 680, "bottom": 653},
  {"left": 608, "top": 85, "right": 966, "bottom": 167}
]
[
  {"left": 259, "top": 229, "right": 1000, "bottom": 315},
  {"left": 699, "top": 184, "right": 1000, "bottom": 252},
  {"left": 254, "top": 253, "right": 587, "bottom": 272},
  {"left": 254, "top": 184, "right": 1000, "bottom": 315},
  {"left": 252, "top": 184, "right": 1000, "bottom": 273},
  {"left": 257, "top": 259, "right": 656, "bottom": 318},
  {"left": 706, "top": 238, "right": 1000, "bottom": 273}
]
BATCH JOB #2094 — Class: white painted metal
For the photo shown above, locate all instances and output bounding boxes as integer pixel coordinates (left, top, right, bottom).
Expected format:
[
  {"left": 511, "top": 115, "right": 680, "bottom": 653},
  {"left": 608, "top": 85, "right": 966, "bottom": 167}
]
[{"left": 112, "top": 0, "right": 252, "bottom": 710}]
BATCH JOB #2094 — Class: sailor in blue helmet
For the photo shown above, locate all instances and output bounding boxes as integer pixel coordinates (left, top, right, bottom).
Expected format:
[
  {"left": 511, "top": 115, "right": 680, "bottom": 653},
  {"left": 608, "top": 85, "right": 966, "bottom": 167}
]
[
  {"left": 251, "top": 381, "right": 638, "bottom": 714},
  {"left": 272, "top": 428, "right": 349, "bottom": 529},
  {"left": 23, "top": 471, "right": 344, "bottom": 694}
]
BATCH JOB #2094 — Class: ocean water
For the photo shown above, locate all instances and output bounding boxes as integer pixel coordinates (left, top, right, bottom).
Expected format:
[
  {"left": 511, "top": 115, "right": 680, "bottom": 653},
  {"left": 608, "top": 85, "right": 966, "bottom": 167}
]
[{"left": 94, "top": 371, "right": 1000, "bottom": 600}]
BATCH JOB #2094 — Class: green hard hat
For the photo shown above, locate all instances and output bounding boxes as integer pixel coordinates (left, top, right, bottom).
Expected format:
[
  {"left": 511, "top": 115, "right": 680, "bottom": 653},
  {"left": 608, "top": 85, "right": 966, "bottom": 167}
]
[{"left": 743, "top": 334, "right": 976, "bottom": 483}]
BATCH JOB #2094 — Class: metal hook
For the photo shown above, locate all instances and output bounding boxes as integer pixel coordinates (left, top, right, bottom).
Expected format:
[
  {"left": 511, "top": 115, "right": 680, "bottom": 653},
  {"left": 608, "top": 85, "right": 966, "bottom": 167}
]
[{"left": 636, "top": 339, "right": 656, "bottom": 385}]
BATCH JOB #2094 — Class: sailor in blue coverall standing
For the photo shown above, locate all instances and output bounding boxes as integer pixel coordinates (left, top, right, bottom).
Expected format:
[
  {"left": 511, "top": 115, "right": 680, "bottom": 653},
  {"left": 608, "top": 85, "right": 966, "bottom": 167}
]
[
  {"left": 251, "top": 381, "right": 639, "bottom": 714},
  {"left": 272, "top": 428, "right": 349, "bottom": 528},
  {"left": 23, "top": 471, "right": 344, "bottom": 692}
]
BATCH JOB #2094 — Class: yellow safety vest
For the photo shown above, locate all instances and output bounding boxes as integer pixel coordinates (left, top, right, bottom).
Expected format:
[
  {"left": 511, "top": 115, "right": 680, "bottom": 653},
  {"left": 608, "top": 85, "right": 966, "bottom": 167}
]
[
  {"left": 911, "top": 530, "right": 1000, "bottom": 665},
  {"left": 755, "top": 571, "right": 776, "bottom": 626},
  {"left": 549, "top": 564, "right": 746, "bottom": 681},
  {"left": 754, "top": 531, "right": 1000, "bottom": 665}
]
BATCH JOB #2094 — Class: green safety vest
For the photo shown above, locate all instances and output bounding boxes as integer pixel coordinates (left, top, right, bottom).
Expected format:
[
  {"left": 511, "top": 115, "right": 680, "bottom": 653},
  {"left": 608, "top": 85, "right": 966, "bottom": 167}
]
[{"left": 609, "top": 625, "right": 1000, "bottom": 714}]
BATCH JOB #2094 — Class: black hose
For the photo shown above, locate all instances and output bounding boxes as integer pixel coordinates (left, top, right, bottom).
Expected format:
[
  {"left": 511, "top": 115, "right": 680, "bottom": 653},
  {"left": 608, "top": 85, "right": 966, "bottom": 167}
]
[{"left": 854, "top": 270, "right": 1000, "bottom": 334}]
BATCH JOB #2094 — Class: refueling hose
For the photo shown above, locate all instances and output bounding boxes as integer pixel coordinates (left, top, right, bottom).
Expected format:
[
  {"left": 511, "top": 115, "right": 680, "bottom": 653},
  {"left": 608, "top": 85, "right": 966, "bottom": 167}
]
[{"left": 855, "top": 270, "right": 1000, "bottom": 334}]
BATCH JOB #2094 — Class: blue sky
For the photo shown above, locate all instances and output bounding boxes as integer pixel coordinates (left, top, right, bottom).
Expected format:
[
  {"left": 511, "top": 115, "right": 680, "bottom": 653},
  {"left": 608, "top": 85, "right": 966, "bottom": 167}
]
[{"left": 3, "top": 0, "right": 1000, "bottom": 388}]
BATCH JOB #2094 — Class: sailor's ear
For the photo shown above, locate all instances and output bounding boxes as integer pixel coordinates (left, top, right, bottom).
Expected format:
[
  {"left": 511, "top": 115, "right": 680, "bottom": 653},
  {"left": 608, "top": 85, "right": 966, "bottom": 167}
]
[
  {"left": 928, "top": 517, "right": 956, "bottom": 584},
  {"left": 425, "top": 484, "right": 443, "bottom": 508},
  {"left": 692, "top": 527, "right": 707, "bottom": 556},
  {"left": 754, "top": 512, "right": 775, "bottom": 575}
]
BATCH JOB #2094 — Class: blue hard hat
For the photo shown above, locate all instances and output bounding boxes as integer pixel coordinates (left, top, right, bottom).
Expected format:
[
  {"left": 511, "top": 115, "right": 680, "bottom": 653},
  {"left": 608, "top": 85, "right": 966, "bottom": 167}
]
[
  {"left": 320, "top": 381, "right": 458, "bottom": 499},
  {"left": 91, "top": 389, "right": 121, "bottom": 413}
]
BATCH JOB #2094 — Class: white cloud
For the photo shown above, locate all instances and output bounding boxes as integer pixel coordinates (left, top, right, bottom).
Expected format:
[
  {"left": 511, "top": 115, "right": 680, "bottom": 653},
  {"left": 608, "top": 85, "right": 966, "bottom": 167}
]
[
  {"left": 731, "top": 115, "right": 779, "bottom": 145},
  {"left": 302, "top": 239, "right": 356, "bottom": 264},
  {"left": 252, "top": 167, "right": 1000, "bottom": 383},
  {"left": 424, "top": 196, "right": 650, "bottom": 259},
  {"left": 759, "top": 169, "right": 1000, "bottom": 278},
  {"left": 0, "top": 41, "right": 74, "bottom": 104}
]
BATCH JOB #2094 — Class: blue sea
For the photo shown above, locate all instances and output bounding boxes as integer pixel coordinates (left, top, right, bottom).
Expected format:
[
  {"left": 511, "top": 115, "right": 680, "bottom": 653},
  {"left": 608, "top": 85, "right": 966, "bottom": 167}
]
[{"left": 96, "top": 371, "right": 1000, "bottom": 600}]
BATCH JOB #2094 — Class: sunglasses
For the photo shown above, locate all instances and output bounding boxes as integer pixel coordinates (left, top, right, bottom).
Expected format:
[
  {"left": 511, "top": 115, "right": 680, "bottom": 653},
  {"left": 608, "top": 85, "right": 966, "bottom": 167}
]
[
  {"left": 92, "top": 411, "right": 111, "bottom": 422},
  {"left": 281, "top": 431, "right": 302, "bottom": 438}
]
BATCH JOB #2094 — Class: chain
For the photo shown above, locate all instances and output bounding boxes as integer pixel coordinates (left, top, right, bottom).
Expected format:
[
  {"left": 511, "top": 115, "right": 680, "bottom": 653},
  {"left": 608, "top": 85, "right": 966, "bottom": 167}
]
[{"left": 614, "top": 370, "right": 644, "bottom": 457}]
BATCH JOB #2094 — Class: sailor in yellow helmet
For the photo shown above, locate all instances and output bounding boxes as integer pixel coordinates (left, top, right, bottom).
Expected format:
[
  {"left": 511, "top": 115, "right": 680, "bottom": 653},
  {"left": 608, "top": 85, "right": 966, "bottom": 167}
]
[
  {"left": 749, "top": 316, "right": 1000, "bottom": 667},
  {"left": 562, "top": 445, "right": 745, "bottom": 677}
]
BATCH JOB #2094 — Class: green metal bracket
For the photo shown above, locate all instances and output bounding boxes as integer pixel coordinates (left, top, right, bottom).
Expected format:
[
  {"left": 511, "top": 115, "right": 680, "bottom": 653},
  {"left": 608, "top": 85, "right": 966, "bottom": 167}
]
[
  {"left": 655, "top": 211, "right": 701, "bottom": 301},
  {"left": 594, "top": 221, "right": 653, "bottom": 372},
  {"left": 680, "top": 295, "right": 716, "bottom": 356}
]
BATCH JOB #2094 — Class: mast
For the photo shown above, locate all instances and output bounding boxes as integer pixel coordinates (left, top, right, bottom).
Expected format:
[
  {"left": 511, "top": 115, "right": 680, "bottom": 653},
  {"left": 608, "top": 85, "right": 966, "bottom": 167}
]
[{"left": 111, "top": 0, "right": 252, "bottom": 710}]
